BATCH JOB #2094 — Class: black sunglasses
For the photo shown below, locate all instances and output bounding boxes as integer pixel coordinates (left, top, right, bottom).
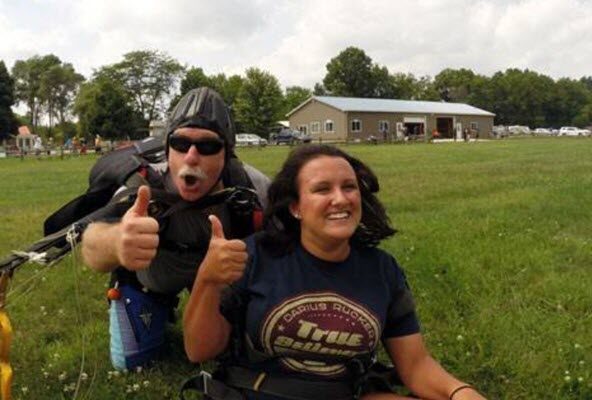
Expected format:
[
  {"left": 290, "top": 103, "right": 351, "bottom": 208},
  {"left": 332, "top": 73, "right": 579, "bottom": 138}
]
[{"left": 168, "top": 135, "right": 224, "bottom": 155}]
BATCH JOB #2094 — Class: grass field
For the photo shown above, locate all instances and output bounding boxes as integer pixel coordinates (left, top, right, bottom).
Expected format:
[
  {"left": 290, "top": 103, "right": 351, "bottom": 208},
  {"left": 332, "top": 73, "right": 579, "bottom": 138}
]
[{"left": 0, "top": 138, "right": 591, "bottom": 399}]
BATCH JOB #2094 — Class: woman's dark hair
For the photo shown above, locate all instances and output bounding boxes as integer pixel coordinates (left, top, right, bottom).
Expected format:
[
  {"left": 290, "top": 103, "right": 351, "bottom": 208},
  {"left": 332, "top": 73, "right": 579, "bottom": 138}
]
[{"left": 261, "top": 144, "right": 395, "bottom": 255}]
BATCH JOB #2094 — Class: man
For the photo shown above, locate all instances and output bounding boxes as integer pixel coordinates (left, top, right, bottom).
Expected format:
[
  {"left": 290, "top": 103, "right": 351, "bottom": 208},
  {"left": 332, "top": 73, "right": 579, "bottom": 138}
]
[{"left": 81, "top": 87, "right": 270, "bottom": 370}]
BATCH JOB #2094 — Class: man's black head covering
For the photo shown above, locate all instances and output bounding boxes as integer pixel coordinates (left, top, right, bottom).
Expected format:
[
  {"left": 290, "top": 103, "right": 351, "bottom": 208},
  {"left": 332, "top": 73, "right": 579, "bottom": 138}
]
[{"left": 166, "top": 87, "right": 236, "bottom": 155}]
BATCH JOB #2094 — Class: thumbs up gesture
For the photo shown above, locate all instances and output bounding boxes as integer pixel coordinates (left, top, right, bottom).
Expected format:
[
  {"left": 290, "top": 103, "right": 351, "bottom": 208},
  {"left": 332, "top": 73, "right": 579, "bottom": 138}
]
[
  {"left": 116, "top": 186, "right": 160, "bottom": 270},
  {"left": 197, "top": 215, "right": 248, "bottom": 286}
]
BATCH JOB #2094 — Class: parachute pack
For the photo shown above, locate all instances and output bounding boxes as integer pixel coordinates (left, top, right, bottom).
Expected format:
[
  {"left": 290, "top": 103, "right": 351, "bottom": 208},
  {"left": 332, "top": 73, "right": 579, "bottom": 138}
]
[{"left": 43, "top": 137, "right": 166, "bottom": 236}]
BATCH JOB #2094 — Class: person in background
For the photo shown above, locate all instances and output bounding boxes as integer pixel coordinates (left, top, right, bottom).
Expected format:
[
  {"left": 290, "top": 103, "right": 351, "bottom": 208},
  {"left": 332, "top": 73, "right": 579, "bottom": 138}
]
[
  {"left": 183, "top": 145, "right": 487, "bottom": 400},
  {"left": 95, "top": 134, "right": 102, "bottom": 154}
]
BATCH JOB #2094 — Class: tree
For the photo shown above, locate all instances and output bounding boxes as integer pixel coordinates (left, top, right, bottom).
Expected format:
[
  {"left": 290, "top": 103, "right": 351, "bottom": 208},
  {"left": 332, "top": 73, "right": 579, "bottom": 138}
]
[
  {"left": 95, "top": 50, "right": 184, "bottom": 124},
  {"left": 209, "top": 73, "right": 244, "bottom": 107},
  {"left": 413, "top": 75, "right": 440, "bottom": 101},
  {"left": 572, "top": 102, "right": 592, "bottom": 127},
  {"left": 480, "top": 69, "right": 562, "bottom": 126},
  {"left": 282, "top": 86, "right": 312, "bottom": 116},
  {"left": 172, "top": 68, "right": 244, "bottom": 115},
  {"left": 234, "top": 68, "right": 283, "bottom": 137},
  {"left": 39, "top": 63, "right": 85, "bottom": 137},
  {"left": 170, "top": 67, "right": 210, "bottom": 109},
  {"left": 322, "top": 47, "right": 437, "bottom": 100},
  {"left": 11, "top": 54, "right": 84, "bottom": 136},
  {"left": 0, "top": 61, "right": 17, "bottom": 141},
  {"left": 551, "top": 78, "right": 591, "bottom": 127},
  {"left": 433, "top": 68, "right": 477, "bottom": 103},
  {"left": 388, "top": 73, "right": 419, "bottom": 100},
  {"left": 74, "top": 77, "right": 140, "bottom": 140},
  {"left": 11, "top": 54, "right": 61, "bottom": 131},
  {"left": 371, "top": 65, "right": 399, "bottom": 99},
  {"left": 313, "top": 83, "right": 327, "bottom": 96},
  {"left": 179, "top": 67, "right": 210, "bottom": 95},
  {"left": 323, "top": 47, "right": 376, "bottom": 97}
]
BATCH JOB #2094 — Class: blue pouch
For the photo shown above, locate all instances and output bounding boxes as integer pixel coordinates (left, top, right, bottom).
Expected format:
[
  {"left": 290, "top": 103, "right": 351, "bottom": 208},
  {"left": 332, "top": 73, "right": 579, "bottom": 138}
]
[{"left": 109, "top": 284, "right": 172, "bottom": 370}]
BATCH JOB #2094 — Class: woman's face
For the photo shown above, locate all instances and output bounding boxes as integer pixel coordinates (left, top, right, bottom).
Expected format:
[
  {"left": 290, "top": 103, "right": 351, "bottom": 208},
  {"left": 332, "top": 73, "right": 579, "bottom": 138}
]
[{"left": 291, "top": 155, "right": 362, "bottom": 250}]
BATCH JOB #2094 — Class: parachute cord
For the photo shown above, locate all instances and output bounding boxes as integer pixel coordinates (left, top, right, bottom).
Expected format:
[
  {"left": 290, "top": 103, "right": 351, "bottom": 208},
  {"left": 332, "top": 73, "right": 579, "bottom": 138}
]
[
  {"left": 66, "top": 226, "right": 87, "bottom": 400},
  {"left": 4, "top": 265, "right": 50, "bottom": 310},
  {"left": 10, "top": 251, "right": 48, "bottom": 265}
]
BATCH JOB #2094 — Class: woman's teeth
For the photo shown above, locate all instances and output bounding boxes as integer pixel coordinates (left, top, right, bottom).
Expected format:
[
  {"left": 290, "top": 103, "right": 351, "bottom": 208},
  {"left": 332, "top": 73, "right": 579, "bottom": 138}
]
[{"left": 327, "top": 212, "right": 349, "bottom": 220}]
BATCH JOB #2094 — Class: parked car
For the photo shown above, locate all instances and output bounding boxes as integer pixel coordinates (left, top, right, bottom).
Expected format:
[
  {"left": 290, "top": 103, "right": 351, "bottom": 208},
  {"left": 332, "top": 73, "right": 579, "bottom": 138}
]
[
  {"left": 508, "top": 125, "right": 531, "bottom": 135},
  {"left": 236, "top": 133, "right": 267, "bottom": 147},
  {"left": 559, "top": 126, "right": 580, "bottom": 136},
  {"left": 578, "top": 129, "right": 591, "bottom": 136},
  {"left": 271, "top": 129, "right": 312, "bottom": 145},
  {"left": 293, "top": 130, "right": 312, "bottom": 144},
  {"left": 493, "top": 125, "right": 509, "bottom": 138},
  {"left": 533, "top": 128, "right": 553, "bottom": 136}
]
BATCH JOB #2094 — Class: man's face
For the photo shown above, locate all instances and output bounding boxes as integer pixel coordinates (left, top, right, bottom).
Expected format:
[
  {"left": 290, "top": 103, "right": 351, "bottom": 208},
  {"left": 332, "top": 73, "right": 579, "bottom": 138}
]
[{"left": 167, "top": 127, "right": 225, "bottom": 201}]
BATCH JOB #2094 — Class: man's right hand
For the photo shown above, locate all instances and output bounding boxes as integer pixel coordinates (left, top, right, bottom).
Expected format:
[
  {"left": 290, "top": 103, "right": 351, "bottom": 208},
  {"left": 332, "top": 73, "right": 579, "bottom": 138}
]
[
  {"left": 115, "top": 185, "right": 160, "bottom": 270},
  {"left": 196, "top": 214, "right": 248, "bottom": 286}
]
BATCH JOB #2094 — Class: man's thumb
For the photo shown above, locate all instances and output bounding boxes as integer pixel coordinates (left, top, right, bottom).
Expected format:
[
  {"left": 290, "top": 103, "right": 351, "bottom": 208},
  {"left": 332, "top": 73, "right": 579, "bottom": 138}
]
[
  {"left": 130, "top": 186, "right": 151, "bottom": 216},
  {"left": 209, "top": 214, "right": 225, "bottom": 239}
]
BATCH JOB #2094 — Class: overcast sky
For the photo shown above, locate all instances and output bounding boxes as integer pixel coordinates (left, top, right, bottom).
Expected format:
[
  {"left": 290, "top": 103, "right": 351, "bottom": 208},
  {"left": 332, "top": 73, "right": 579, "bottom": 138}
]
[{"left": 1, "top": 0, "right": 592, "bottom": 90}]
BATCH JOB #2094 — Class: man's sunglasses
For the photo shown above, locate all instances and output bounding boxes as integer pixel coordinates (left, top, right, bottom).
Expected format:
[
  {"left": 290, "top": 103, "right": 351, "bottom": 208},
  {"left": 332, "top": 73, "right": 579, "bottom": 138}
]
[{"left": 168, "top": 135, "right": 224, "bottom": 155}]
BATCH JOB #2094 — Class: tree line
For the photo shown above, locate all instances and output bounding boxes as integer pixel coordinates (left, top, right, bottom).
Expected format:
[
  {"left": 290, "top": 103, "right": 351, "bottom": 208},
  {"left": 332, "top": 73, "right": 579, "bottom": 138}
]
[{"left": 2, "top": 46, "right": 592, "bottom": 142}]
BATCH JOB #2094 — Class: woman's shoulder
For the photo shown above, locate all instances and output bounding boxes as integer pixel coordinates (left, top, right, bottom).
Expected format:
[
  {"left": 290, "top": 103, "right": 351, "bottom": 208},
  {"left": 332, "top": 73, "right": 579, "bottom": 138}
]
[
  {"left": 354, "top": 245, "right": 398, "bottom": 264},
  {"left": 353, "top": 246, "right": 407, "bottom": 279}
]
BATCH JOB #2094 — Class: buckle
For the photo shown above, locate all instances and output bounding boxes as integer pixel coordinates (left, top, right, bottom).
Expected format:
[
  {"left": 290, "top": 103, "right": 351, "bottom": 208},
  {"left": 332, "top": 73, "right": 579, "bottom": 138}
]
[
  {"left": 252, "top": 372, "right": 267, "bottom": 391},
  {"left": 200, "top": 370, "right": 213, "bottom": 395}
]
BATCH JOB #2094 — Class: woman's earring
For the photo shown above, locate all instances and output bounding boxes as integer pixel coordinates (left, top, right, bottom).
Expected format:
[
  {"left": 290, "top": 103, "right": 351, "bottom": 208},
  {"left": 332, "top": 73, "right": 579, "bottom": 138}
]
[{"left": 293, "top": 213, "right": 301, "bottom": 219}]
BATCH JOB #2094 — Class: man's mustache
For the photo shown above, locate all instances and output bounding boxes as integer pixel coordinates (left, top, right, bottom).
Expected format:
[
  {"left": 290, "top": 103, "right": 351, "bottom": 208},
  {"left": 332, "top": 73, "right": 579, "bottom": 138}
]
[{"left": 178, "top": 165, "right": 208, "bottom": 181}]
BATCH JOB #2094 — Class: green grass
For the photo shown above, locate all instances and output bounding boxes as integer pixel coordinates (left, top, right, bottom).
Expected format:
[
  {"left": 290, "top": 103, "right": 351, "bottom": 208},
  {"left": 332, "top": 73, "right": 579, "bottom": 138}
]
[{"left": 1, "top": 138, "right": 591, "bottom": 399}]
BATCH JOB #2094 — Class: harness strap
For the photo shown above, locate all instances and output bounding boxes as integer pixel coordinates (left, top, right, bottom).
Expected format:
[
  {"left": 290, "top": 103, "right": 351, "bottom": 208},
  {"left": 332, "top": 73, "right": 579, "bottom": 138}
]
[
  {"left": 224, "top": 366, "right": 354, "bottom": 400},
  {"left": 180, "top": 371, "right": 244, "bottom": 400}
]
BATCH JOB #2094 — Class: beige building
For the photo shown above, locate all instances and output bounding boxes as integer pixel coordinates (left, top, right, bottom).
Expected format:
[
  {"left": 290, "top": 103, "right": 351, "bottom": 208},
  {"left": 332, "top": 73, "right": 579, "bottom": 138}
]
[{"left": 287, "top": 96, "right": 495, "bottom": 142}]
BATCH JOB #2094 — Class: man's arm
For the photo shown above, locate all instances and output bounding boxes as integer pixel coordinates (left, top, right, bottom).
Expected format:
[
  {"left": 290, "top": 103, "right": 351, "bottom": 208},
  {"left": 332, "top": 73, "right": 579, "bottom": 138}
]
[
  {"left": 81, "top": 221, "right": 123, "bottom": 272},
  {"left": 81, "top": 186, "right": 160, "bottom": 273}
]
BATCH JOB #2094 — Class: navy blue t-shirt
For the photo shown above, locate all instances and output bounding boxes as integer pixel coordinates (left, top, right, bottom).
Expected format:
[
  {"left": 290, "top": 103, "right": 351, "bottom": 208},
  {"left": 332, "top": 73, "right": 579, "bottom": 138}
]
[{"left": 220, "top": 235, "right": 420, "bottom": 398}]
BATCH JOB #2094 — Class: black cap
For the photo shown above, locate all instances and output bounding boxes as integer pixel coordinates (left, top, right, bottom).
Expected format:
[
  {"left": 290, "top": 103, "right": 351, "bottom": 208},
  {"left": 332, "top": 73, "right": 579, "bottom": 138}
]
[{"left": 166, "top": 87, "right": 236, "bottom": 153}]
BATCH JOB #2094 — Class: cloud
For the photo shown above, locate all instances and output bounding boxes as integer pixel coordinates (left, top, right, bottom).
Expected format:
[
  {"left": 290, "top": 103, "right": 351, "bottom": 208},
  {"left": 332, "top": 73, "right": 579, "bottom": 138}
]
[{"left": 1, "top": 0, "right": 592, "bottom": 89}]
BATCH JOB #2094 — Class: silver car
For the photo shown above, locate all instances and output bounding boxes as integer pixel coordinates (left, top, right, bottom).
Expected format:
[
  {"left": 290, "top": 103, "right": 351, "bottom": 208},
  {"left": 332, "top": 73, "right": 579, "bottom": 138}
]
[{"left": 236, "top": 133, "right": 268, "bottom": 147}]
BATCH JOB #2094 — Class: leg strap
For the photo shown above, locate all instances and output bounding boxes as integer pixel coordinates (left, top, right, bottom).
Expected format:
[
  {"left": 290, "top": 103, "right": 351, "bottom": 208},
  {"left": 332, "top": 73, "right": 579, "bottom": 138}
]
[
  {"left": 180, "top": 371, "right": 245, "bottom": 400},
  {"left": 224, "top": 366, "right": 354, "bottom": 400}
]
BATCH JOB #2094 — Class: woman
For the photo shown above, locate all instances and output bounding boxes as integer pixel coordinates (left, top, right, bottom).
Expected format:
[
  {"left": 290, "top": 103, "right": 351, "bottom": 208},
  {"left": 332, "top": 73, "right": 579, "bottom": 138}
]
[{"left": 184, "top": 145, "right": 486, "bottom": 400}]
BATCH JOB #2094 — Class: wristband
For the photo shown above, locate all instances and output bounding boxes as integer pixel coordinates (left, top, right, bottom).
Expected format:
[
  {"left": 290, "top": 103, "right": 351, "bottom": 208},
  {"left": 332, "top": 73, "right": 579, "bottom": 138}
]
[{"left": 449, "top": 384, "right": 474, "bottom": 399}]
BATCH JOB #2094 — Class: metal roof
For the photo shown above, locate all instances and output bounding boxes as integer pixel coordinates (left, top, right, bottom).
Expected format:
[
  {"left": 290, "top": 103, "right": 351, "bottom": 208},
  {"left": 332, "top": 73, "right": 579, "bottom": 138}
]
[{"left": 302, "top": 96, "right": 495, "bottom": 117}]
